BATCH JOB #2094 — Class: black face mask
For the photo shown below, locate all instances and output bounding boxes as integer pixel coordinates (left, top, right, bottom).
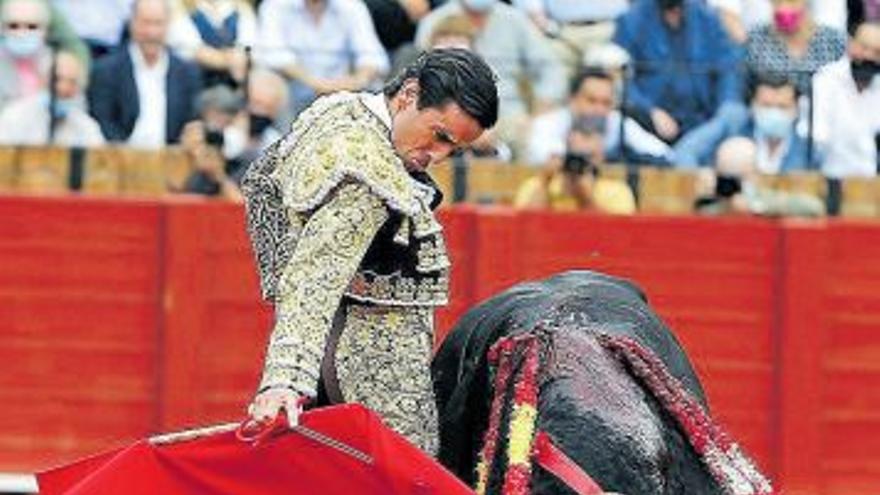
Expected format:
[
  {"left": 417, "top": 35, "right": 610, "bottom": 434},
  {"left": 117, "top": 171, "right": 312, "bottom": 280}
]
[
  {"left": 851, "top": 58, "right": 880, "bottom": 88},
  {"left": 248, "top": 114, "right": 274, "bottom": 138}
]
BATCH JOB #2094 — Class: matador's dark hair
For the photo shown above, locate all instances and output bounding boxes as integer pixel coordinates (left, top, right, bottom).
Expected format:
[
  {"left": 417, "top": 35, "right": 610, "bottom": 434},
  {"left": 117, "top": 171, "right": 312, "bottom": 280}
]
[{"left": 384, "top": 48, "right": 499, "bottom": 130}]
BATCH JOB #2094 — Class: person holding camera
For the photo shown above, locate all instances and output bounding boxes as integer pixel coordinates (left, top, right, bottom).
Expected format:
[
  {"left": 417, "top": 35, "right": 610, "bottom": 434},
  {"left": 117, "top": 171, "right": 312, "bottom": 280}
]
[
  {"left": 514, "top": 115, "right": 636, "bottom": 214},
  {"left": 181, "top": 85, "right": 248, "bottom": 201}
]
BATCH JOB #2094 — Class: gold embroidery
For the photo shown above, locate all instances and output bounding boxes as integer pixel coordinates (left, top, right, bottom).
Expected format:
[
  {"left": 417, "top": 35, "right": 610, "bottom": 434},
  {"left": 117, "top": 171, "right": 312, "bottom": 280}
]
[
  {"left": 345, "top": 271, "right": 449, "bottom": 307},
  {"left": 335, "top": 304, "right": 439, "bottom": 454},
  {"left": 247, "top": 94, "right": 449, "bottom": 453},
  {"left": 272, "top": 93, "right": 432, "bottom": 217},
  {"left": 259, "top": 183, "right": 389, "bottom": 396},
  {"left": 246, "top": 92, "right": 451, "bottom": 309}
]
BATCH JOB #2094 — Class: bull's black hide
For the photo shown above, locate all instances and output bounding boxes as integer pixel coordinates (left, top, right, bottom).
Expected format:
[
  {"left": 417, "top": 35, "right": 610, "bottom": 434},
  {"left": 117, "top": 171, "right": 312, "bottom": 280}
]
[{"left": 432, "top": 270, "right": 723, "bottom": 495}]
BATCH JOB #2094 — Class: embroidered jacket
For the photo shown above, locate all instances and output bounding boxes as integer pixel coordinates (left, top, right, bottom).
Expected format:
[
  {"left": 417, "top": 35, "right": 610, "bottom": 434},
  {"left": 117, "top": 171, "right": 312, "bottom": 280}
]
[{"left": 241, "top": 92, "right": 450, "bottom": 397}]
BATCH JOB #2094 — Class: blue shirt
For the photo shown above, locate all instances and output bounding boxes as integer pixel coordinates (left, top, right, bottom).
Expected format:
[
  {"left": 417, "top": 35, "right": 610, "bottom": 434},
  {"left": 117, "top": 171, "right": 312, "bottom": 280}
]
[{"left": 614, "top": 0, "right": 743, "bottom": 132}]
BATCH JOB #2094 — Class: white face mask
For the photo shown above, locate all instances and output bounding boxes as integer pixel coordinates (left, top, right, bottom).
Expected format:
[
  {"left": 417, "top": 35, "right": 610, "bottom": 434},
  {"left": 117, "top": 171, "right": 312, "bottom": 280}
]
[
  {"left": 39, "top": 91, "right": 84, "bottom": 119},
  {"left": 461, "top": 0, "right": 495, "bottom": 13},
  {"left": 223, "top": 126, "right": 247, "bottom": 159},
  {"left": 752, "top": 106, "right": 794, "bottom": 140},
  {"left": 4, "top": 31, "right": 44, "bottom": 58}
]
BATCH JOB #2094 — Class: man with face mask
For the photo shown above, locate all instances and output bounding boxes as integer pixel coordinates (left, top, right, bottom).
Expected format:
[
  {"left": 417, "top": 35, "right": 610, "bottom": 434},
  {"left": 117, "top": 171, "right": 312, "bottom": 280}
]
[
  {"left": 0, "top": 0, "right": 88, "bottom": 106},
  {"left": 0, "top": 0, "right": 51, "bottom": 109},
  {"left": 182, "top": 69, "right": 291, "bottom": 200},
  {"left": 181, "top": 84, "right": 249, "bottom": 201},
  {"left": 527, "top": 66, "right": 672, "bottom": 166},
  {"left": 0, "top": 50, "right": 104, "bottom": 146},
  {"left": 812, "top": 21, "right": 880, "bottom": 177},
  {"left": 242, "top": 68, "right": 288, "bottom": 156},
  {"left": 737, "top": 73, "right": 821, "bottom": 173}
]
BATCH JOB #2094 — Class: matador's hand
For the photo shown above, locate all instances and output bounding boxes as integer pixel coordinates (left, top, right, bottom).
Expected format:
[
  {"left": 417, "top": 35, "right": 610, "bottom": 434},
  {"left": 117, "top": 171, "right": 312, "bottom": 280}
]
[{"left": 248, "top": 388, "right": 306, "bottom": 427}]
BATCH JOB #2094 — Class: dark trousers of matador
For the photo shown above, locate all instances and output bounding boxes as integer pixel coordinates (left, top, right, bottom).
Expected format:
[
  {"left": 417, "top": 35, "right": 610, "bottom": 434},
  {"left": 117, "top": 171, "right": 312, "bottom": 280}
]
[{"left": 317, "top": 299, "right": 439, "bottom": 455}]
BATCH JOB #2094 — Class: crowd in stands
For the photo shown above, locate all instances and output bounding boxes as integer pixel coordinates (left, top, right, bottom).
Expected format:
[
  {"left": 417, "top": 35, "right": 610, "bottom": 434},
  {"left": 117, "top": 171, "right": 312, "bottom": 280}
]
[{"left": 0, "top": 0, "right": 878, "bottom": 215}]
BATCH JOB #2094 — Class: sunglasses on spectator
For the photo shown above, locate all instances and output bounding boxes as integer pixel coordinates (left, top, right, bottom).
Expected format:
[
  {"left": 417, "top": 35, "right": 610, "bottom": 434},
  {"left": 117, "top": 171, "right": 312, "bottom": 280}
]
[{"left": 3, "top": 22, "right": 43, "bottom": 30}]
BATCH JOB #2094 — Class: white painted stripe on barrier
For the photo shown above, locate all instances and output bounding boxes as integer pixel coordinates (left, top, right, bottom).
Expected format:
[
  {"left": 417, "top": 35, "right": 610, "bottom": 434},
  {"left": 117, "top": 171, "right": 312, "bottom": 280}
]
[{"left": 0, "top": 473, "right": 38, "bottom": 493}]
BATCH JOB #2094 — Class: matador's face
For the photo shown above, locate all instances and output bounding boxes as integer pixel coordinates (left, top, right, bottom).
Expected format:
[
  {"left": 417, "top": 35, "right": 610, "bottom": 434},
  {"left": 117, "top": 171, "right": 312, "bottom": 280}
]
[{"left": 390, "top": 81, "right": 485, "bottom": 172}]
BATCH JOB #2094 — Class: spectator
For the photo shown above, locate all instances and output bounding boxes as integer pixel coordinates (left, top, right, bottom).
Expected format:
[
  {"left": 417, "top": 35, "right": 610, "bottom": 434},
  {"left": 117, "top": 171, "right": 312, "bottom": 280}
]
[
  {"left": 239, "top": 67, "right": 288, "bottom": 161},
  {"left": 737, "top": 73, "right": 821, "bottom": 173},
  {"left": 799, "top": 0, "right": 848, "bottom": 32},
  {"left": 88, "top": 0, "right": 202, "bottom": 149},
  {"left": 513, "top": 0, "right": 628, "bottom": 37},
  {"left": 427, "top": 12, "right": 476, "bottom": 50},
  {"left": 181, "top": 84, "right": 246, "bottom": 200},
  {"left": 812, "top": 22, "right": 880, "bottom": 177},
  {"left": 167, "top": 0, "right": 256, "bottom": 89},
  {"left": 0, "top": 0, "right": 53, "bottom": 108},
  {"left": 385, "top": 7, "right": 468, "bottom": 83},
  {"left": 416, "top": 0, "right": 568, "bottom": 159},
  {"left": 695, "top": 136, "right": 825, "bottom": 216},
  {"left": 514, "top": 115, "right": 637, "bottom": 214},
  {"left": 511, "top": 0, "right": 629, "bottom": 71},
  {"left": 745, "top": 0, "right": 846, "bottom": 94},
  {"left": 0, "top": 50, "right": 104, "bottom": 145},
  {"left": 180, "top": 72, "right": 287, "bottom": 198},
  {"left": 526, "top": 67, "right": 671, "bottom": 166},
  {"left": 51, "top": 0, "right": 133, "bottom": 59},
  {"left": 1, "top": 0, "right": 89, "bottom": 66},
  {"left": 362, "top": 0, "right": 442, "bottom": 55},
  {"left": 614, "top": 0, "right": 748, "bottom": 167},
  {"left": 848, "top": 0, "right": 880, "bottom": 34},
  {"left": 707, "top": 0, "right": 760, "bottom": 44},
  {"left": 256, "top": 0, "right": 389, "bottom": 117}
]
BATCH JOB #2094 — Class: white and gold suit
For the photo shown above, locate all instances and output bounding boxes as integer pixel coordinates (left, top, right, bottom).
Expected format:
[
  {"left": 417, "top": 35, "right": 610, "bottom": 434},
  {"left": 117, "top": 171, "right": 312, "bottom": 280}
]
[{"left": 241, "top": 92, "right": 449, "bottom": 453}]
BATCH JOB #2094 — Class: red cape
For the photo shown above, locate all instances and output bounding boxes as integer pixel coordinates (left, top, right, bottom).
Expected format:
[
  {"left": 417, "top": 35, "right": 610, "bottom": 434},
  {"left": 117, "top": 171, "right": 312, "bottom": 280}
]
[{"left": 37, "top": 404, "right": 474, "bottom": 495}]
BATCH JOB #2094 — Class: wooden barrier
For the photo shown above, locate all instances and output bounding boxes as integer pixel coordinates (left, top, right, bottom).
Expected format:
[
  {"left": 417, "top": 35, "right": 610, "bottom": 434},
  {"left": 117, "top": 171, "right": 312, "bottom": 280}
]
[
  {"left": 15, "top": 147, "right": 69, "bottom": 194},
  {"left": 0, "top": 147, "right": 17, "bottom": 191},
  {"left": 1, "top": 197, "right": 879, "bottom": 493},
  {"left": 0, "top": 146, "right": 193, "bottom": 197},
  {"left": 840, "top": 178, "right": 880, "bottom": 218},
  {"left": 81, "top": 148, "right": 122, "bottom": 195},
  {"left": 4, "top": 147, "right": 880, "bottom": 220},
  {"left": 638, "top": 167, "right": 699, "bottom": 214}
]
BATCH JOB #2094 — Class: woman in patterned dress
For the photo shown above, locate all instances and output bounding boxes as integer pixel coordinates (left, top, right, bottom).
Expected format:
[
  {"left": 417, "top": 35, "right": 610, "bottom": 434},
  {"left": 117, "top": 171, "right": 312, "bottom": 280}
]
[{"left": 745, "top": 0, "right": 847, "bottom": 92}]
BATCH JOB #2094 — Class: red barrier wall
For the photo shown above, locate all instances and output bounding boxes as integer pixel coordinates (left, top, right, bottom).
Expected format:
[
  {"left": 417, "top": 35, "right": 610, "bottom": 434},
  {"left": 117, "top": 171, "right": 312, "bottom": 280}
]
[
  {"left": 0, "top": 196, "right": 163, "bottom": 470},
  {"left": 159, "top": 200, "right": 272, "bottom": 431},
  {"left": 813, "top": 222, "right": 880, "bottom": 494},
  {"left": 1, "top": 195, "right": 879, "bottom": 495}
]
